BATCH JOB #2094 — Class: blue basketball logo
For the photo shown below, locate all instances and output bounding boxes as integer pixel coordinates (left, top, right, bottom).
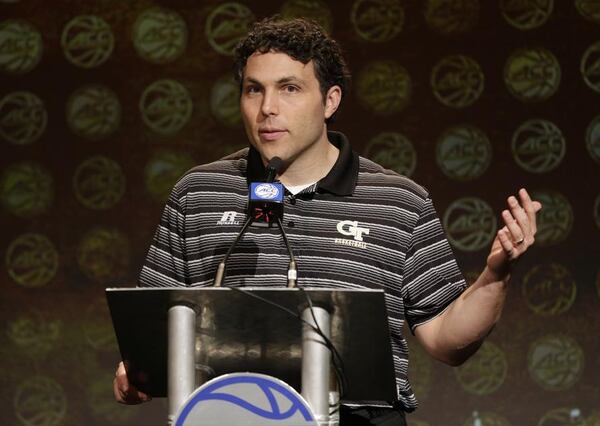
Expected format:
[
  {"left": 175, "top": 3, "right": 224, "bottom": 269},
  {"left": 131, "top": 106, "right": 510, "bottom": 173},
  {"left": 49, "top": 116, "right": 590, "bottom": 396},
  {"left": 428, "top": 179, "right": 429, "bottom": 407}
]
[{"left": 175, "top": 373, "right": 317, "bottom": 426}]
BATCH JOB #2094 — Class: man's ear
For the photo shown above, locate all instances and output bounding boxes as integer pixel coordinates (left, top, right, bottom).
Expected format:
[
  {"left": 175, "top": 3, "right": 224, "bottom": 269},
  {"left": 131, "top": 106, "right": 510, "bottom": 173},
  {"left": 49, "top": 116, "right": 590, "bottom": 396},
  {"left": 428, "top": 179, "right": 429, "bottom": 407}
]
[{"left": 324, "top": 85, "right": 342, "bottom": 120}]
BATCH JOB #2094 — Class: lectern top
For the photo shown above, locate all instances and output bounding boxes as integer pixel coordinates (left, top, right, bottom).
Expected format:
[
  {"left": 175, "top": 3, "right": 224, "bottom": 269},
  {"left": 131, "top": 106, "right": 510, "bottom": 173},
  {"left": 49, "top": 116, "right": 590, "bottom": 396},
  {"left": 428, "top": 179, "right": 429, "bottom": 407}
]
[{"left": 106, "top": 287, "right": 396, "bottom": 403}]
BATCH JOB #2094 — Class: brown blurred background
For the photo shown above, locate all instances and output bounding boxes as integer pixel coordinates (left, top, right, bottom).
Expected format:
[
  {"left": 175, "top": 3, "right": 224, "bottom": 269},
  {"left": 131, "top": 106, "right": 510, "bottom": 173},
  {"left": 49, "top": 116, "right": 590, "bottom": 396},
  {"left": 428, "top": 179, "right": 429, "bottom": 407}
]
[{"left": 1, "top": 1, "right": 599, "bottom": 425}]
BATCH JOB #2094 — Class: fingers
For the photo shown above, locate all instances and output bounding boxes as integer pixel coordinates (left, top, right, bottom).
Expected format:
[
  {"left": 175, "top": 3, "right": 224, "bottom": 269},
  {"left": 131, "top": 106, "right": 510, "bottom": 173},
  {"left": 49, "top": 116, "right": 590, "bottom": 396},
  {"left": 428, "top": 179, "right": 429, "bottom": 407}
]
[
  {"left": 113, "top": 361, "right": 151, "bottom": 404},
  {"left": 508, "top": 194, "right": 532, "bottom": 240},
  {"left": 488, "top": 190, "right": 541, "bottom": 276},
  {"left": 498, "top": 188, "right": 542, "bottom": 260},
  {"left": 113, "top": 362, "right": 130, "bottom": 403},
  {"left": 518, "top": 188, "right": 541, "bottom": 234},
  {"left": 497, "top": 227, "right": 516, "bottom": 259},
  {"left": 502, "top": 209, "right": 524, "bottom": 244}
]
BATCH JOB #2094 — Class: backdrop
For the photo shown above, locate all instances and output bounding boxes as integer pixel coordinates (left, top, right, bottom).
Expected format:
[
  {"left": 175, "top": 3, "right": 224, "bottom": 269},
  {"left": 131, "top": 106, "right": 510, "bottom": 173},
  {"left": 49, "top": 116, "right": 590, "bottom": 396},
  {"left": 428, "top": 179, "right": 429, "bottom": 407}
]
[{"left": 1, "top": 1, "right": 599, "bottom": 425}]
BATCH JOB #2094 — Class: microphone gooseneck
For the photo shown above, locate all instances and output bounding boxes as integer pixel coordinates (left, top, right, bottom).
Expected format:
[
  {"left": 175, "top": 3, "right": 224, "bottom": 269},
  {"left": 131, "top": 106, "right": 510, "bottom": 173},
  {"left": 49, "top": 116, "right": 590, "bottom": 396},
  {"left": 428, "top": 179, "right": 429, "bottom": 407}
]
[
  {"left": 212, "top": 214, "right": 255, "bottom": 287},
  {"left": 213, "top": 156, "right": 287, "bottom": 287},
  {"left": 264, "top": 156, "right": 296, "bottom": 287}
]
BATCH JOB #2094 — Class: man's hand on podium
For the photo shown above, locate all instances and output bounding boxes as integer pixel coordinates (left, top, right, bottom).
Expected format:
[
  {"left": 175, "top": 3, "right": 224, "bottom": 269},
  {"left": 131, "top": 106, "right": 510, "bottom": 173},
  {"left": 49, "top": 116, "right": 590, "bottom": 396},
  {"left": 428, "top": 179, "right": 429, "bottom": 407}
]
[{"left": 113, "top": 361, "right": 152, "bottom": 404}]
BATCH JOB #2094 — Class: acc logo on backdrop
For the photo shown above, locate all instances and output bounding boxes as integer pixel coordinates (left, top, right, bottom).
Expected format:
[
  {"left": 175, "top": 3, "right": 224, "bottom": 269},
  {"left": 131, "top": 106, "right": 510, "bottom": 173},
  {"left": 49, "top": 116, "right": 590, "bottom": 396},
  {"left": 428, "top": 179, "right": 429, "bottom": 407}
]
[
  {"left": 14, "top": 376, "right": 66, "bottom": 426},
  {"left": 73, "top": 156, "right": 125, "bottom": 210},
  {"left": 455, "top": 341, "right": 507, "bottom": 395},
  {"left": 205, "top": 2, "right": 255, "bottom": 56},
  {"left": 133, "top": 8, "right": 187, "bottom": 64},
  {"left": 83, "top": 298, "right": 119, "bottom": 351},
  {"left": 140, "top": 79, "right": 193, "bottom": 135},
  {"left": 538, "top": 407, "right": 585, "bottom": 426},
  {"left": 77, "top": 227, "right": 130, "bottom": 283},
  {"left": 67, "top": 85, "right": 121, "bottom": 139},
  {"left": 281, "top": 0, "right": 333, "bottom": 34},
  {"left": 0, "top": 91, "right": 47, "bottom": 145},
  {"left": 511, "top": 119, "right": 565, "bottom": 173},
  {"left": 350, "top": 0, "right": 404, "bottom": 42},
  {"left": 576, "top": 0, "right": 600, "bottom": 23},
  {"left": 436, "top": 125, "right": 492, "bottom": 181},
  {"left": 431, "top": 55, "right": 484, "bottom": 108},
  {"left": 528, "top": 334, "right": 584, "bottom": 391},
  {"left": 462, "top": 412, "right": 511, "bottom": 426},
  {"left": 210, "top": 75, "right": 242, "bottom": 127},
  {"left": 0, "top": 162, "right": 53, "bottom": 217},
  {"left": 356, "top": 61, "right": 411, "bottom": 115},
  {"left": 504, "top": 47, "right": 561, "bottom": 102},
  {"left": 587, "top": 114, "right": 600, "bottom": 164},
  {"left": 5, "top": 233, "right": 58, "bottom": 287},
  {"left": 0, "top": 20, "right": 42, "bottom": 74},
  {"left": 145, "top": 150, "right": 195, "bottom": 202},
  {"left": 61, "top": 15, "right": 114, "bottom": 68},
  {"left": 175, "top": 373, "right": 316, "bottom": 426},
  {"left": 530, "top": 190, "right": 573, "bottom": 246},
  {"left": 7, "top": 310, "right": 61, "bottom": 358},
  {"left": 365, "top": 132, "right": 416, "bottom": 177},
  {"left": 522, "top": 263, "right": 576, "bottom": 316},
  {"left": 500, "top": 0, "right": 554, "bottom": 30},
  {"left": 581, "top": 41, "right": 600, "bottom": 94},
  {"left": 424, "top": 0, "right": 479, "bottom": 34},
  {"left": 443, "top": 197, "right": 497, "bottom": 252}
]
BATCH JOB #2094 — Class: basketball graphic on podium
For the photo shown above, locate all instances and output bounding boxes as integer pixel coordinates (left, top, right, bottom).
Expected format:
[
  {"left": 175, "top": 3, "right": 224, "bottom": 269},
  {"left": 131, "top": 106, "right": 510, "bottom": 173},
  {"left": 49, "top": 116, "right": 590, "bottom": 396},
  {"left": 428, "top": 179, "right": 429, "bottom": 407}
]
[{"left": 175, "top": 373, "right": 318, "bottom": 426}]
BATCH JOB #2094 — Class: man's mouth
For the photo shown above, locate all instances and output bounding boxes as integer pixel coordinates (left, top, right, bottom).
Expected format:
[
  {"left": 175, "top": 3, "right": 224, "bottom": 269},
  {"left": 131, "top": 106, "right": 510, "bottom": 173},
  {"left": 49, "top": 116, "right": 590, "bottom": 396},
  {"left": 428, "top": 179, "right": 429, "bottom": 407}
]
[{"left": 259, "top": 128, "right": 287, "bottom": 141}]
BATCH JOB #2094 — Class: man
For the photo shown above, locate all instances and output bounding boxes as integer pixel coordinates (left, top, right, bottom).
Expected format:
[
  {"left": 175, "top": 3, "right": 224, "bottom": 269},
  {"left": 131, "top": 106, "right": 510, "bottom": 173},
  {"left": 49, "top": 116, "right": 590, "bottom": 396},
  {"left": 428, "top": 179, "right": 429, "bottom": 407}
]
[{"left": 114, "top": 17, "right": 541, "bottom": 425}]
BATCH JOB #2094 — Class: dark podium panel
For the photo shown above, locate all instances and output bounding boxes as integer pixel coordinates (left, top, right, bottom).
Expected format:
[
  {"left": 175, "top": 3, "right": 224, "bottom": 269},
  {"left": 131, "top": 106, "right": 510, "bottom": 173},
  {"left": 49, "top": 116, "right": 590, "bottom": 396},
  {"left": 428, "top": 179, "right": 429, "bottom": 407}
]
[{"left": 106, "top": 287, "right": 397, "bottom": 403}]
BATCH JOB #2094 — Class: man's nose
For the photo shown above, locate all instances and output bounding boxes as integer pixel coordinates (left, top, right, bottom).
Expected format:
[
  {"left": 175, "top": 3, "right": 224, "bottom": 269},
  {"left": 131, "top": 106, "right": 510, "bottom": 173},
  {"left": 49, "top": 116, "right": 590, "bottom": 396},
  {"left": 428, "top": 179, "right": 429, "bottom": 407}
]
[{"left": 260, "top": 89, "right": 279, "bottom": 116}]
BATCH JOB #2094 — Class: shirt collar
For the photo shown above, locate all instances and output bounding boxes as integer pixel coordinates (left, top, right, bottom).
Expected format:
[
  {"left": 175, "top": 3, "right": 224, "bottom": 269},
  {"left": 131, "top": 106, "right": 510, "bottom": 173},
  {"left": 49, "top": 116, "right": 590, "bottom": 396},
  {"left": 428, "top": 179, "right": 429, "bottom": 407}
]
[{"left": 246, "top": 130, "right": 359, "bottom": 196}]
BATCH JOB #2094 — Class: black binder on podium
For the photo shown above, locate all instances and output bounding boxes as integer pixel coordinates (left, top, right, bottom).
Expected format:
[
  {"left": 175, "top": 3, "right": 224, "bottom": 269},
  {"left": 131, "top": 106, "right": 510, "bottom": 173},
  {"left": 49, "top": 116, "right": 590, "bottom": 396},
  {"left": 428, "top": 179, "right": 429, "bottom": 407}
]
[{"left": 106, "top": 287, "right": 397, "bottom": 403}]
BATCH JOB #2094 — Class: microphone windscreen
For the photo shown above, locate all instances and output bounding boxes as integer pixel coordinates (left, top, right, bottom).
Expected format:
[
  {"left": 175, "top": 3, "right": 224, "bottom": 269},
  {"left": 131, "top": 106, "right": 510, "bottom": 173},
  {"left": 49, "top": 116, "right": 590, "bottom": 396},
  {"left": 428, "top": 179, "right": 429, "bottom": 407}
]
[
  {"left": 265, "top": 157, "right": 284, "bottom": 182},
  {"left": 267, "top": 156, "right": 284, "bottom": 173}
]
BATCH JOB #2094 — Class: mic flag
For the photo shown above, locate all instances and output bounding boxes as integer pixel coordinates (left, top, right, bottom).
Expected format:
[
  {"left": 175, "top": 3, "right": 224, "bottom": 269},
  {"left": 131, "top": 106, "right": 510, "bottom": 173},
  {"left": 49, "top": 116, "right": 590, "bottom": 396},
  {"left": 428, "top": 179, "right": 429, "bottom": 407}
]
[{"left": 249, "top": 157, "right": 284, "bottom": 223}]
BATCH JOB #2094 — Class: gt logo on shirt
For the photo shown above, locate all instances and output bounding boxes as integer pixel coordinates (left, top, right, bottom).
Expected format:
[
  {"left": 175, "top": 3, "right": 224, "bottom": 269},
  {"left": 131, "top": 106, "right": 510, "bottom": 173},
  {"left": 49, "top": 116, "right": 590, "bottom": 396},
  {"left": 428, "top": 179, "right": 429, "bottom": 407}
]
[{"left": 337, "top": 220, "right": 370, "bottom": 241}]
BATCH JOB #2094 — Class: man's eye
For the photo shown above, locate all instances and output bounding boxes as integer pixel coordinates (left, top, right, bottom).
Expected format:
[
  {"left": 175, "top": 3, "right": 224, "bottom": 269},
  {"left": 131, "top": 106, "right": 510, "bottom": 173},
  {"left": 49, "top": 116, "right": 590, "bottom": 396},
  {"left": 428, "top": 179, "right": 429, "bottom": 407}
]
[
  {"left": 245, "top": 86, "right": 260, "bottom": 94},
  {"left": 283, "top": 85, "right": 299, "bottom": 93}
]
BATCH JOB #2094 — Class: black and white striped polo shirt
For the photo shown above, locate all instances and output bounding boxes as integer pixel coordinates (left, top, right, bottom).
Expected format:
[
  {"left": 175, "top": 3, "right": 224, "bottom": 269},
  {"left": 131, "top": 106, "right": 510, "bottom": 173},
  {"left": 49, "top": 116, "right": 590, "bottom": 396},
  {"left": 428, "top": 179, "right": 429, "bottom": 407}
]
[{"left": 139, "top": 131, "right": 467, "bottom": 411}]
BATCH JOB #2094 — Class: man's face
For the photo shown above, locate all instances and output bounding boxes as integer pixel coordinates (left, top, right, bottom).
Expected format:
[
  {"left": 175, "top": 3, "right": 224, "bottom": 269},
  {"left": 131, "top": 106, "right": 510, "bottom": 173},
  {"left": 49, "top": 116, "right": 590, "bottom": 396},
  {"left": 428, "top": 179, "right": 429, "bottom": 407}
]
[{"left": 240, "top": 51, "right": 339, "bottom": 168}]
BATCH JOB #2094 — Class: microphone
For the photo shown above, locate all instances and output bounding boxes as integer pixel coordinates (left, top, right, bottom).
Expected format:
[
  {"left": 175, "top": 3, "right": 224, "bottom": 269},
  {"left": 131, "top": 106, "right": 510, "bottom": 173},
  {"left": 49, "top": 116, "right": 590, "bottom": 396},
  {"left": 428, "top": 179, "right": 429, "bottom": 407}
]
[
  {"left": 265, "top": 156, "right": 283, "bottom": 183},
  {"left": 213, "top": 157, "right": 287, "bottom": 287},
  {"left": 257, "top": 157, "right": 297, "bottom": 287},
  {"left": 252, "top": 157, "right": 297, "bottom": 286},
  {"left": 248, "top": 157, "right": 285, "bottom": 224}
]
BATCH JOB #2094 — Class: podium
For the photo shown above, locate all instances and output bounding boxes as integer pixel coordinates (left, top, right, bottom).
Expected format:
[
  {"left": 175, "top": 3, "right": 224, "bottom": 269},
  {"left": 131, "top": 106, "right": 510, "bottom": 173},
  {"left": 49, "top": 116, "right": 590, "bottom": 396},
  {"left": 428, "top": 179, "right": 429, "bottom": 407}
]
[{"left": 106, "top": 287, "right": 397, "bottom": 425}]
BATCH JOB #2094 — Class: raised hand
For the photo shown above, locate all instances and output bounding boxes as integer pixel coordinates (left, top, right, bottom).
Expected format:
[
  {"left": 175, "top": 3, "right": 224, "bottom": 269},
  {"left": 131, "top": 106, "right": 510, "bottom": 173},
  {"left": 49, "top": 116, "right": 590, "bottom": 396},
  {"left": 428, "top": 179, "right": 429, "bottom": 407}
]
[{"left": 486, "top": 188, "right": 542, "bottom": 278}]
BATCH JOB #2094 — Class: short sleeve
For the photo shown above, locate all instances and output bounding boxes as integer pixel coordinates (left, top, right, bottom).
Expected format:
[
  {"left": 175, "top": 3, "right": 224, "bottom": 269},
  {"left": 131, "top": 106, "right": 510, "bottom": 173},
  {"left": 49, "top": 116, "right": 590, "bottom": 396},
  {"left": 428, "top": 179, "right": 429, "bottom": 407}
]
[
  {"left": 401, "top": 197, "right": 467, "bottom": 332},
  {"left": 138, "top": 182, "right": 189, "bottom": 287}
]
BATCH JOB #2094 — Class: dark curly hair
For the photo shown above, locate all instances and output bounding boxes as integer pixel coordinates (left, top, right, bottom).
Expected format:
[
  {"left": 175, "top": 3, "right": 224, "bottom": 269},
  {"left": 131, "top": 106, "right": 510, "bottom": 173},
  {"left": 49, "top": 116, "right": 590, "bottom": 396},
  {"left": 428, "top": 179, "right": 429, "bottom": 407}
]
[{"left": 233, "top": 17, "right": 351, "bottom": 123}]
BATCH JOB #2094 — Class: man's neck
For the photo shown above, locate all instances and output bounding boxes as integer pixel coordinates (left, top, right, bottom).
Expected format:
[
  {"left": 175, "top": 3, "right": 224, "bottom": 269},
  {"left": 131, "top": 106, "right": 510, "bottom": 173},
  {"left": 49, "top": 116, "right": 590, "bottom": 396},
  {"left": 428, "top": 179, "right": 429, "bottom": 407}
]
[{"left": 277, "top": 137, "right": 339, "bottom": 187}]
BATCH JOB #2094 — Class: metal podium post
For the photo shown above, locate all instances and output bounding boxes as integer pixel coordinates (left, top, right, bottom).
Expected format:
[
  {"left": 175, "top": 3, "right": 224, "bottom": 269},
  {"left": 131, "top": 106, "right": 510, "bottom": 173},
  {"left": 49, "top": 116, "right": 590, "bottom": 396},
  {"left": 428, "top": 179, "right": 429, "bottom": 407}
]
[
  {"left": 167, "top": 304, "right": 197, "bottom": 425},
  {"left": 301, "top": 306, "right": 331, "bottom": 426}
]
